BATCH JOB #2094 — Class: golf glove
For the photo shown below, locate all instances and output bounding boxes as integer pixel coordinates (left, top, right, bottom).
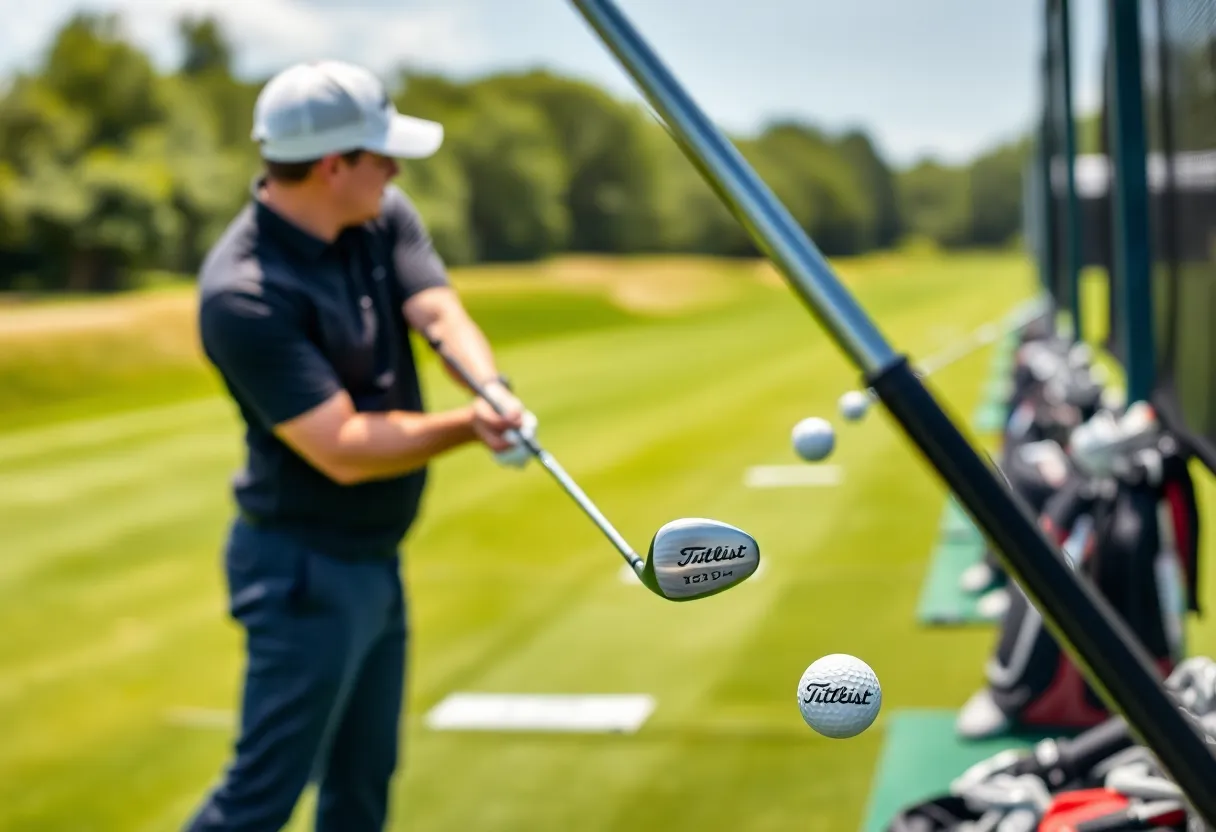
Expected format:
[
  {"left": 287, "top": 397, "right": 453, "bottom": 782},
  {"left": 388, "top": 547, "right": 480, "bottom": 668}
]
[{"left": 493, "top": 410, "right": 538, "bottom": 469}]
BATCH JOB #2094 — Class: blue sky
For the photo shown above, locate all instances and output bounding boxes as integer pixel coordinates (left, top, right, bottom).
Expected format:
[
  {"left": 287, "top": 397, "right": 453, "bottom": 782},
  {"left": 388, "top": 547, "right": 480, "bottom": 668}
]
[{"left": 0, "top": 0, "right": 1108, "bottom": 167}]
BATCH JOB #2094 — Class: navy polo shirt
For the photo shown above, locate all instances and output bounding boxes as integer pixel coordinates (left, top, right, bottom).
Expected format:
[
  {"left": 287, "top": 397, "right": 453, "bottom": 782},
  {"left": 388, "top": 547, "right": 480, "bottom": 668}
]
[{"left": 197, "top": 182, "right": 450, "bottom": 558}]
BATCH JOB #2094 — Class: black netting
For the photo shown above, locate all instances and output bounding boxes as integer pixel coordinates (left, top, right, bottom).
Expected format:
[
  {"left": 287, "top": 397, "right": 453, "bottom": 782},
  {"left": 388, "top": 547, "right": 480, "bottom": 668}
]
[{"left": 1147, "top": 0, "right": 1216, "bottom": 470}]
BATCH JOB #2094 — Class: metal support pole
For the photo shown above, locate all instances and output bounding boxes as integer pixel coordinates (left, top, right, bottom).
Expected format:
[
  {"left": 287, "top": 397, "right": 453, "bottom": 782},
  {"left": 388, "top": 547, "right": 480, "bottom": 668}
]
[
  {"left": 564, "top": 0, "right": 1216, "bottom": 823},
  {"left": 1038, "top": 46, "right": 1061, "bottom": 320},
  {"left": 1107, "top": 0, "right": 1156, "bottom": 403},
  {"left": 1056, "top": 0, "right": 1085, "bottom": 337}
]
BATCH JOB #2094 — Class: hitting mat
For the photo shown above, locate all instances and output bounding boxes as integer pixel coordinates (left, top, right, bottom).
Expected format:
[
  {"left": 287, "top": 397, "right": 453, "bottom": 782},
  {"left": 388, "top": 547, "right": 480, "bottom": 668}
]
[
  {"left": 971, "top": 333, "right": 1015, "bottom": 434},
  {"left": 915, "top": 500, "right": 1000, "bottom": 625},
  {"left": 859, "top": 709, "right": 1044, "bottom": 832},
  {"left": 924, "top": 331, "right": 1015, "bottom": 621},
  {"left": 972, "top": 401, "right": 1009, "bottom": 434}
]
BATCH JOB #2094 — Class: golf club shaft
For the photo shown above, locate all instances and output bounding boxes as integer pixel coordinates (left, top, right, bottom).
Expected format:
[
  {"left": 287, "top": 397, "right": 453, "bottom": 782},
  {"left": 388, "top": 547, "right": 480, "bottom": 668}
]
[
  {"left": 425, "top": 334, "right": 645, "bottom": 573},
  {"left": 533, "top": 449, "right": 645, "bottom": 573},
  {"left": 564, "top": 0, "right": 1216, "bottom": 821}
]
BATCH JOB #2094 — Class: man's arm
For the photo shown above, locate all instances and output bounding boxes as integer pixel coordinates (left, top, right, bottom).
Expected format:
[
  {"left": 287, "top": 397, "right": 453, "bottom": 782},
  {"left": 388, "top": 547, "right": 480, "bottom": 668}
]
[
  {"left": 383, "top": 187, "right": 517, "bottom": 407},
  {"left": 199, "top": 285, "right": 514, "bottom": 486},
  {"left": 275, "top": 390, "right": 478, "bottom": 485},
  {"left": 404, "top": 286, "right": 509, "bottom": 399}
]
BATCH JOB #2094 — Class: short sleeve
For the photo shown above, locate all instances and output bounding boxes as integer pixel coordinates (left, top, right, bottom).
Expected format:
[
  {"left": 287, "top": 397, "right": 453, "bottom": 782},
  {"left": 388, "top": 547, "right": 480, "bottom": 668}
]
[
  {"left": 382, "top": 186, "right": 451, "bottom": 300},
  {"left": 199, "top": 285, "right": 343, "bottom": 428}
]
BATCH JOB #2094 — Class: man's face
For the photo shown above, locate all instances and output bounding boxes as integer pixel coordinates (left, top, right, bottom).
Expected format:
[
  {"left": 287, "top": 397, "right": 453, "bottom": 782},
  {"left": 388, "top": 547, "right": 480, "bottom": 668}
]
[{"left": 328, "top": 151, "right": 400, "bottom": 225}]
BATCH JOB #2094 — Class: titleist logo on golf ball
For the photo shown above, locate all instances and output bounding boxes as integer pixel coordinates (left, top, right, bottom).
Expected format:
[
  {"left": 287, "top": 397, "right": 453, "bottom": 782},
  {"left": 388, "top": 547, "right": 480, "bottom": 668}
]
[
  {"left": 675, "top": 544, "right": 750, "bottom": 567},
  {"left": 801, "top": 683, "right": 876, "bottom": 706}
]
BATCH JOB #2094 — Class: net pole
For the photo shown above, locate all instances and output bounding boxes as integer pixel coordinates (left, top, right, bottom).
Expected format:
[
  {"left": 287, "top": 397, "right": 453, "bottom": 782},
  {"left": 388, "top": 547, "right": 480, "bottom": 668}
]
[
  {"left": 1042, "top": 13, "right": 1063, "bottom": 332},
  {"left": 1058, "top": 0, "right": 1085, "bottom": 338},
  {"left": 1107, "top": 0, "right": 1157, "bottom": 403}
]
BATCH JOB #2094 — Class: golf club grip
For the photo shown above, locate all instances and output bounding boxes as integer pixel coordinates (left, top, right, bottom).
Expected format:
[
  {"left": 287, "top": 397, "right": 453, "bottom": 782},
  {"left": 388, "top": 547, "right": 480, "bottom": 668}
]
[
  {"left": 1011, "top": 717, "right": 1132, "bottom": 786},
  {"left": 1074, "top": 801, "right": 1186, "bottom": 831},
  {"left": 1064, "top": 718, "right": 1133, "bottom": 770}
]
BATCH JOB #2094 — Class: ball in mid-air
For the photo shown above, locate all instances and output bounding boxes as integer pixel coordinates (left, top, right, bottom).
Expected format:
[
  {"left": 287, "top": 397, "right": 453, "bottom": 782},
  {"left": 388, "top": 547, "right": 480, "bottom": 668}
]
[
  {"left": 796, "top": 653, "right": 882, "bottom": 739},
  {"left": 838, "top": 391, "right": 870, "bottom": 422},
  {"left": 791, "top": 417, "right": 835, "bottom": 462}
]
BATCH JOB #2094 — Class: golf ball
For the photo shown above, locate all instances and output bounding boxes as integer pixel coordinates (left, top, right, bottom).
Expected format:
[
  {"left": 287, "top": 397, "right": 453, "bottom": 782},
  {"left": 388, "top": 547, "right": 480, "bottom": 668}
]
[
  {"left": 791, "top": 417, "right": 835, "bottom": 462},
  {"left": 796, "top": 653, "right": 882, "bottom": 739},
  {"left": 839, "top": 391, "right": 870, "bottom": 422}
]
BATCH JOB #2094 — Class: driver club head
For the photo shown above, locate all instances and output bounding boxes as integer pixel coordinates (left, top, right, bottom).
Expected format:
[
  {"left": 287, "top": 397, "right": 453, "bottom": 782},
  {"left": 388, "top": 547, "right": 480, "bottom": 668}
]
[{"left": 639, "top": 518, "right": 760, "bottom": 601}]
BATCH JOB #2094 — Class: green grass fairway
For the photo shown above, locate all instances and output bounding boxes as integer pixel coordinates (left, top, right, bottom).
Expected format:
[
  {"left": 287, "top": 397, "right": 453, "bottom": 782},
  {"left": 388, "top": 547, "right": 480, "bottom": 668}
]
[{"left": 3, "top": 251, "right": 1213, "bottom": 831}]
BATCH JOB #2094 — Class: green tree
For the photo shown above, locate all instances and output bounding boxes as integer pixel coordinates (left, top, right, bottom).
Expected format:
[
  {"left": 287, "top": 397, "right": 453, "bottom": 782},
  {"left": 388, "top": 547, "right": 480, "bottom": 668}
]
[
  {"left": 394, "top": 149, "right": 475, "bottom": 266},
  {"left": 474, "top": 71, "right": 666, "bottom": 253},
  {"left": 178, "top": 15, "right": 233, "bottom": 77},
  {"left": 837, "top": 129, "right": 902, "bottom": 248},
  {"left": 446, "top": 91, "right": 571, "bottom": 262},
  {"left": 897, "top": 158, "right": 972, "bottom": 248},
  {"left": 967, "top": 139, "right": 1030, "bottom": 247},
  {"left": 749, "top": 121, "right": 874, "bottom": 256},
  {"left": 41, "top": 13, "right": 162, "bottom": 148}
]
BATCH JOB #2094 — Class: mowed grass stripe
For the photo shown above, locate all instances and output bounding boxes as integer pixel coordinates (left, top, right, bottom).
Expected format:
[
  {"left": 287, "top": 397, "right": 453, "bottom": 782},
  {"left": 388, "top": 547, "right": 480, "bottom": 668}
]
[
  {"left": 0, "top": 396, "right": 228, "bottom": 468},
  {"left": 0, "top": 253, "right": 1039, "bottom": 831},
  {"left": 389, "top": 274, "right": 1022, "bottom": 831},
  {"left": 400, "top": 282, "right": 983, "bottom": 704},
  {"left": 0, "top": 437, "right": 235, "bottom": 589},
  {"left": 0, "top": 424, "right": 239, "bottom": 510},
  {"left": 387, "top": 356, "right": 987, "bottom": 832}
]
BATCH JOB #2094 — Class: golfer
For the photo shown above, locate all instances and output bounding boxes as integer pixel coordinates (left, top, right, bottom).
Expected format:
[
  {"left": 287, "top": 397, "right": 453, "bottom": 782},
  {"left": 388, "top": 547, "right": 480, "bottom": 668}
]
[{"left": 184, "top": 60, "right": 535, "bottom": 831}]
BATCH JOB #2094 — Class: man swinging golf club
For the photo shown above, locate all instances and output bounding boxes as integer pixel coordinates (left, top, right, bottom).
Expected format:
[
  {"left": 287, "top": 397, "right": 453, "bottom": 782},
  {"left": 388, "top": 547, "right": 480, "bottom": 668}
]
[{"left": 184, "top": 59, "right": 536, "bottom": 831}]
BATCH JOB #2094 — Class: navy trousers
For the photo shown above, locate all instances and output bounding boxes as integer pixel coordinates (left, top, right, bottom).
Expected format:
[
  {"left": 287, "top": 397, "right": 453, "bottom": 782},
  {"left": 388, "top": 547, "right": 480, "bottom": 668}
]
[{"left": 185, "top": 517, "right": 408, "bottom": 832}]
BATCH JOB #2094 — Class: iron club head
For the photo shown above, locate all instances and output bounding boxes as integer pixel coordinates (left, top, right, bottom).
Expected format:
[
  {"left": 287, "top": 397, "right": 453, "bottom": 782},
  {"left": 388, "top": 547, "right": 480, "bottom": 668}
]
[{"left": 638, "top": 518, "right": 761, "bottom": 601}]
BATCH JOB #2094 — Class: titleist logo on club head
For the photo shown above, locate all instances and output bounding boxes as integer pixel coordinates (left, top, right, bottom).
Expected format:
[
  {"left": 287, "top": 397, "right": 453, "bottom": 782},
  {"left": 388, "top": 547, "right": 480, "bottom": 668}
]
[
  {"left": 675, "top": 544, "right": 750, "bottom": 567},
  {"left": 802, "top": 683, "right": 875, "bottom": 706},
  {"left": 649, "top": 519, "right": 760, "bottom": 598}
]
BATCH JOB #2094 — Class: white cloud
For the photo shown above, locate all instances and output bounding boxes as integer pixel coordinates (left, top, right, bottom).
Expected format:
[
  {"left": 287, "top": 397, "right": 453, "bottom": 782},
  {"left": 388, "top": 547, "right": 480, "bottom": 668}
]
[{"left": 0, "top": 0, "right": 489, "bottom": 80}]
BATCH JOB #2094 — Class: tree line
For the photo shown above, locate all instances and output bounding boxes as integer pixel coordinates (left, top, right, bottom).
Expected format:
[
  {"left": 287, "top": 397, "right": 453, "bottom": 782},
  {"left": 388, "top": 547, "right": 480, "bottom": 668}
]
[{"left": 0, "top": 13, "right": 1034, "bottom": 293}]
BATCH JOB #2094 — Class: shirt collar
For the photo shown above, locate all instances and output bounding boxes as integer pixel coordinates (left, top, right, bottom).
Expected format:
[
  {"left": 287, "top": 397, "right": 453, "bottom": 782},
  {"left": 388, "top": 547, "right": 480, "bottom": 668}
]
[{"left": 250, "top": 175, "right": 332, "bottom": 262}]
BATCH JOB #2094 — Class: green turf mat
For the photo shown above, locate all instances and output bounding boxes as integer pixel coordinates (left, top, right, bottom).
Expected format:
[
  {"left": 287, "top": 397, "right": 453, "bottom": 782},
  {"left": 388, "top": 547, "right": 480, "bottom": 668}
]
[
  {"left": 972, "top": 401, "right": 1008, "bottom": 433},
  {"left": 915, "top": 538, "right": 999, "bottom": 625},
  {"left": 938, "top": 498, "right": 982, "bottom": 544},
  {"left": 860, "top": 710, "right": 1042, "bottom": 832},
  {"left": 984, "top": 378, "right": 1011, "bottom": 404},
  {"left": 974, "top": 337, "right": 1013, "bottom": 432}
]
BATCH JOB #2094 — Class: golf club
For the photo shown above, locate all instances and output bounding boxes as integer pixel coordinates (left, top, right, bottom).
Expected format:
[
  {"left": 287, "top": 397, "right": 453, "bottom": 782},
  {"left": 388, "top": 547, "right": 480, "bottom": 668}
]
[
  {"left": 564, "top": 0, "right": 1216, "bottom": 821},
  {"left": 424, "top": 333, "right": 761, "bottom": 602}
]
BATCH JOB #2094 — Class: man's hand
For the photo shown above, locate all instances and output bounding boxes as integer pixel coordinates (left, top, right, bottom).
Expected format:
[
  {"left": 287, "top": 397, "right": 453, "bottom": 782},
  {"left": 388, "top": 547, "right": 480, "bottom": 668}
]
[
  {"left": 473, "top": 381, "right": 538, "bottom": 468},
  {"left": 471, "top": 394, "right": 522, "bottom": 452},
  {"left": 493, "top": 410, "right": 538, "bottom": 468}
]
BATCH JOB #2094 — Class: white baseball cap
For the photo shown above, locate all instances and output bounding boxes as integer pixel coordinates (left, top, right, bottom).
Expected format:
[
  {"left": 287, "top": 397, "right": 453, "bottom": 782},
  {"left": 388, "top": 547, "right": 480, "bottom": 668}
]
[{"left": 252, "top": 60, "right": 443, "bottom": 162}]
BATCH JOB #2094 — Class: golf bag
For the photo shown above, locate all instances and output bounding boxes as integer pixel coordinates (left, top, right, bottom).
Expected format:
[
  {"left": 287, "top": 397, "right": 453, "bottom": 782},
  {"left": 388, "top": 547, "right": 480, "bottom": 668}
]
[
  {"left": 1003, "top": 341, "right": 1104, "bottom": 451},
  {"left": 886, "top": 658, "right": 1216, "bottom": 831},
  {"left": 961, "top": 438, "right": 1085, "bottom": 603},
  {"left": 966, "top": 335, "right": 1108, "bottom": 601},
  {"left": 957, "top": 438, "right": 1201, "bottom": 739}
]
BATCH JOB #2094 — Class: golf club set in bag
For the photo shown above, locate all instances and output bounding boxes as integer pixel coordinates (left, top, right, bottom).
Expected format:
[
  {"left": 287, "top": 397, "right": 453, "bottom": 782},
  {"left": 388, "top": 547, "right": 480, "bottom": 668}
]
[
  {"left": 956, "top": 313, "right": 1113, "bottom": 622},
  {"left": 954, "top": 312, "right": 1203, "bottom": 741},
  {"left": 887, "top": 657, "right": 1216, "bottom": 831},
  {"left": 884, "top": 313, "right": 1208, "bottom": 830}
]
